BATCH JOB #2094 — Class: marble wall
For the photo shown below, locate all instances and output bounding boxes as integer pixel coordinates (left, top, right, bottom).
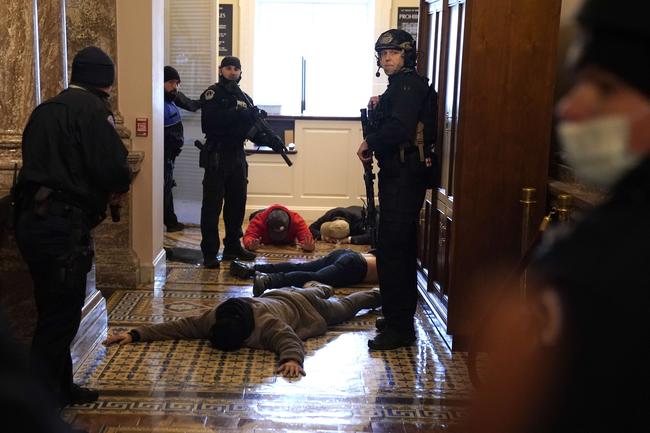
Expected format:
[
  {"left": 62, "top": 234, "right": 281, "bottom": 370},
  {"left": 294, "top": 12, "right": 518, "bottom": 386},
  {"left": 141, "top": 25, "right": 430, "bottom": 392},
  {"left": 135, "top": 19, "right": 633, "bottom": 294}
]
[
  {"left": 66, "top": 0, "right": 119, "bottom": 107},
  {"left": 0, "top": 1, "right": 36, "bottom": 159}
]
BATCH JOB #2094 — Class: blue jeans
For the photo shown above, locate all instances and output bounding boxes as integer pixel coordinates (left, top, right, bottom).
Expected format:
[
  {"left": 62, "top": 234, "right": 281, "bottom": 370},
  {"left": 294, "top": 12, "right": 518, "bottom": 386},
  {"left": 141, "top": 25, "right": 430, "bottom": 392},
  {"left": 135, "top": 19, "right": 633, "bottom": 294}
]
[{"left": 255, "top": 249, "right": 368, "bottom": 288}]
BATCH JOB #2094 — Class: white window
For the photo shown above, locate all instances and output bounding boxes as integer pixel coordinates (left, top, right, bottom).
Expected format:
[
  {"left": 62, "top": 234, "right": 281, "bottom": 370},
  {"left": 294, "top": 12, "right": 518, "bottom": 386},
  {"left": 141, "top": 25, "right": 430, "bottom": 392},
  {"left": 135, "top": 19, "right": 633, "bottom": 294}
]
[{"left": 254, "top": 0, "right": 374, "bottom": 117}]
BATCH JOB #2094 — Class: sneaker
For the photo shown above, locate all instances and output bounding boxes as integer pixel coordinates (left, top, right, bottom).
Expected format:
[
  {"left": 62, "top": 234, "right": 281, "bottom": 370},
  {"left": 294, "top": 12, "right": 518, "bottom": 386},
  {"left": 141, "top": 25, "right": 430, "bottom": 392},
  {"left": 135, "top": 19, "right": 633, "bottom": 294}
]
[
  {"left": 302, "top": 281, "right": 334, "bottom": 298},
  {"left": 222, "top": 245, "right": 257, "bottom": 261},
  {"left": 367, "top": 329, "right": 416, "bottom": 351},
  {"left": 166, "top": 222, "right": 185, "bottom": 232},
  {"left": 253, "top": 272, "right": 272, "bottom": 297},
  {"left": 65, "top": 384, "right": 99, "bottom": 405},
  {"left": 203, "top": 256, "right": 220, "bottom": 269},
  {"left": 230, "top": 260, "right": 256, "bottom": 278}
]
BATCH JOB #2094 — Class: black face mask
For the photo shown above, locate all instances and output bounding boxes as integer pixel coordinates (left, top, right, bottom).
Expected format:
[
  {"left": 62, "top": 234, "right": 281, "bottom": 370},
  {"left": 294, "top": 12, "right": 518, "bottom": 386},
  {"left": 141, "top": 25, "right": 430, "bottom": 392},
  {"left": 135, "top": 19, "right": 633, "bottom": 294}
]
[{"left": 164, "top": 89, "right": 178, "bottom": 102}]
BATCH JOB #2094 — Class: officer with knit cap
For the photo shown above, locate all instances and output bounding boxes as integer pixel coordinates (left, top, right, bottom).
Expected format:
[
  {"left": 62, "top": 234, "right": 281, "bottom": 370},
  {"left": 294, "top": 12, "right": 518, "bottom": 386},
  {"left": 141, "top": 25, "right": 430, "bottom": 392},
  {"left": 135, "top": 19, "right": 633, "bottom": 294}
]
[
  {"left": 14, "top": 45, "right": 131, "bottom": 413},
  {"left": 198, "top": 56, "right": 257, "bottom": 268},
  {"left": 163, "top": 65, "right": 200, "bottom": 232}
]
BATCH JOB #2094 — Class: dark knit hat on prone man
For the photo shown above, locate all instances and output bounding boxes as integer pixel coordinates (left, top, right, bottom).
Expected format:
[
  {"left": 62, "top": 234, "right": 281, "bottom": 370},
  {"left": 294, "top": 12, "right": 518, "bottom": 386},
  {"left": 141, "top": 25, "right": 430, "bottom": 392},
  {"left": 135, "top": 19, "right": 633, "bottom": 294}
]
[
  {"left": 209, "top": 298, "right": 255, "bottom": 351},
  {"left": 573, "top": 0, "right": 650, "bottom": 97},
  {"left": 266, "top": 209, "right": 291, "bottom": 243},
  {"left": 70, "top": 46, "right": 115, "bottom": 88}
]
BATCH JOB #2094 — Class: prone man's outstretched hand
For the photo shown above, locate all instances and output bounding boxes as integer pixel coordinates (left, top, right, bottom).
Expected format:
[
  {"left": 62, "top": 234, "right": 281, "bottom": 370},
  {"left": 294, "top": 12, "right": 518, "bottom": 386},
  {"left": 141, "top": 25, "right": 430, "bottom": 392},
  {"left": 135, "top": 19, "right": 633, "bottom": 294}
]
[
  {"left": 103, "top": 332, "right": 133, "bottom": 346},
  {"left": 276, "top": 360, "right": 305, "bottom": 378}
]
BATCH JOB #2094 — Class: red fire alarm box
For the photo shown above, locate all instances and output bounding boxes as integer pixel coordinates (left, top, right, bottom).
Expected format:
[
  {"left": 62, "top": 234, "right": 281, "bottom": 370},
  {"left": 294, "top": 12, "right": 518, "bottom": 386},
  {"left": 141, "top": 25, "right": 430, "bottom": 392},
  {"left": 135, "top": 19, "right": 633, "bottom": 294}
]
[{"left": 135, "top": 117, "right": 148, "bottom": 137}]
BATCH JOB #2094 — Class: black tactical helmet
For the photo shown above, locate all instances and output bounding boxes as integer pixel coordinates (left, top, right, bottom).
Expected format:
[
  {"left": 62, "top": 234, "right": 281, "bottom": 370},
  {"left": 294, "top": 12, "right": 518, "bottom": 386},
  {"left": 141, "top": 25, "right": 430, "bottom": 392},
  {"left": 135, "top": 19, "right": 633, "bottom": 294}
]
[{"left": 374, "top": 29, "right": 417, "bottom": 68}]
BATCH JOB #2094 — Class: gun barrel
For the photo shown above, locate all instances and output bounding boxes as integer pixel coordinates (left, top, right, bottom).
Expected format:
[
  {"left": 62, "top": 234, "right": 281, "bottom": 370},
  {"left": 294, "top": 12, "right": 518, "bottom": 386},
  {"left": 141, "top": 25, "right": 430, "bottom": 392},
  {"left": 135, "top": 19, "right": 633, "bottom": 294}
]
[{"left": 279, "top": 149, "right": 293, "bottom": 166}]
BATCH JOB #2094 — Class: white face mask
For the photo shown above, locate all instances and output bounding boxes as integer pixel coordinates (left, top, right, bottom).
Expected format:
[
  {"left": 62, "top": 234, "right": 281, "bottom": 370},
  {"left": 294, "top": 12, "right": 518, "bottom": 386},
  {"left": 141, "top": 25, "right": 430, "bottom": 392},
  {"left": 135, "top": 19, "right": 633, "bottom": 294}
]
[{"left": 557, "top": 116, "right": 642, "bottom": 188}]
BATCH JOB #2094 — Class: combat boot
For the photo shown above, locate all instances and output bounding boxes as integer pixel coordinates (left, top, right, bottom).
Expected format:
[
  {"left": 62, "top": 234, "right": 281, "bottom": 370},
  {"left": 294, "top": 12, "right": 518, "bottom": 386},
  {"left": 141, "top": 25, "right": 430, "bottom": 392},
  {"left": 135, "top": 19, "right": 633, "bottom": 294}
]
[{"left": 230, "top": 260, "right": 256, "bottom": 278}]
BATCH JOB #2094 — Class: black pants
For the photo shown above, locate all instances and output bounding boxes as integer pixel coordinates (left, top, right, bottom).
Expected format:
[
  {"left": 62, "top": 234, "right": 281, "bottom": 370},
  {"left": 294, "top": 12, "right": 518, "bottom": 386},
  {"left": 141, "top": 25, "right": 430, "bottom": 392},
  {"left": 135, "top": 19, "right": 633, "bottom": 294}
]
[
  {"left": 376, "top": 152, "right": 427, "bottom": 335},
  {"left": 14, "top": 205, "right": 93, "bottom": 404},
  {"left": 256, "top": 249, "right": 368, "bottom": 288},
  {"left": 163, "top": 152, "right": 179, "bottom": 227},
  {"left": 200, "top": 148, "right": 248, "bottom": 259}
]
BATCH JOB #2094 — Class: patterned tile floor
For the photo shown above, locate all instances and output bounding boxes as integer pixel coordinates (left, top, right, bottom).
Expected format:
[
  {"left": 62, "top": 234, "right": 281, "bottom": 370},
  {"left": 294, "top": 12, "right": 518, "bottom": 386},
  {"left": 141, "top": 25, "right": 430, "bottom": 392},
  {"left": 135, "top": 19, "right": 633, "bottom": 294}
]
[{"left": 64, "top": 227, "right": 472, "bottom": 432}]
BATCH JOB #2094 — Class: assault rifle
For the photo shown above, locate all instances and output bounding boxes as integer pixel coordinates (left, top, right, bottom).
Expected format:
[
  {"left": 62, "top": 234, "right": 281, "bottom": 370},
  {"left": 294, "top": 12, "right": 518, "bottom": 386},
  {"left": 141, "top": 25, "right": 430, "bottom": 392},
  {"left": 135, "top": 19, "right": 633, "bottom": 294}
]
[
  {"left": 360, "top": 108, "right": 378, "bottom": 248},
  {"left": 239, "top": 93, "right": 293, "bottom": 167}
]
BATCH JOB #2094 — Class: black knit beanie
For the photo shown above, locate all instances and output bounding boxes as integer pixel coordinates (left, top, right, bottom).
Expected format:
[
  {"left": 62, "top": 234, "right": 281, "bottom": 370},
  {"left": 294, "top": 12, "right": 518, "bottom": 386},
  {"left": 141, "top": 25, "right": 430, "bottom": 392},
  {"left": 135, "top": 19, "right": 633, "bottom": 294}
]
[
  {"left": 164, "top": 66, "right": 181, "bottom": 83},
  {"left": 574, "top": 0, "right": 650, "bottom": 97},
  {"left": 70, "top": 46, "right": 115, "bottom": 88},
  {"left": 209, "top": 298, "right": 255, "bottom": 351},
  {"left": 220, "top": 56, "right": 241, "bottom": 69}
]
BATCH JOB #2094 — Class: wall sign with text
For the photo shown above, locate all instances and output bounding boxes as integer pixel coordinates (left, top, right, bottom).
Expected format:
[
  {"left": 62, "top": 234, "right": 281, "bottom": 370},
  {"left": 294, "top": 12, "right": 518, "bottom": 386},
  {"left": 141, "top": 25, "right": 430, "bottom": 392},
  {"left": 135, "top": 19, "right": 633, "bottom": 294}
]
[
  {"left": 397, "top": 7, "right": 419, "bottom": 41},
  {"left": 219, "top": 4, "right": 233, "bottom": 56}
]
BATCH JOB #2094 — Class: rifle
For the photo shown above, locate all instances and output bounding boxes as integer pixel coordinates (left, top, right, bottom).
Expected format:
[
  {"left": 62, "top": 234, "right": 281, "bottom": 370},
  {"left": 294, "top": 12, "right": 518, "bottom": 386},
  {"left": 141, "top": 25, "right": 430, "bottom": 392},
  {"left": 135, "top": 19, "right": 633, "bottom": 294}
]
[
  {"left": 360, "top": 108, "right": 378, "bottom": 248},
  {"left": 239, "top": 93, "right": 293, "bottom": 167}
]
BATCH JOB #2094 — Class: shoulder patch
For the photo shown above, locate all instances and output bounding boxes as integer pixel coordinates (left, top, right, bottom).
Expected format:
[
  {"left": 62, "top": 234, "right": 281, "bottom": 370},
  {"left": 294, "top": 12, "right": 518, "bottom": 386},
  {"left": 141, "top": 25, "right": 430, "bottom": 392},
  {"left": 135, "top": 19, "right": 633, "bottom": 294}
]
[
  {"left": 107, "top": 114, "right": 115, "bottom": 127},
  {"left": 205, "top": 89, "right": 215, "bottom": 100}
]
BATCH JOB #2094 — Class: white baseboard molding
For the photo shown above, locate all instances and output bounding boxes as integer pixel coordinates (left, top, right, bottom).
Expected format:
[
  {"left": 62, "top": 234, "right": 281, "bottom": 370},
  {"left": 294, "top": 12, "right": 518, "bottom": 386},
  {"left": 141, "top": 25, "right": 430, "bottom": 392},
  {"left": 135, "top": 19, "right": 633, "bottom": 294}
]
[{"left": 139, "top": 248, "right": 167, "bottom": 284}]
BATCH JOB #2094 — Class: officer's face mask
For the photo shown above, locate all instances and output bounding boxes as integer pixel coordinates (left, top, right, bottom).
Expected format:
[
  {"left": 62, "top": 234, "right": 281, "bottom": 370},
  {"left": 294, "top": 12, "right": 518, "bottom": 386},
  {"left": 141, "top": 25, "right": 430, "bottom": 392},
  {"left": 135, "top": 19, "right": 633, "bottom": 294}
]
[{"left": 558, "top": 115, "right": 642, "bottom": 188}]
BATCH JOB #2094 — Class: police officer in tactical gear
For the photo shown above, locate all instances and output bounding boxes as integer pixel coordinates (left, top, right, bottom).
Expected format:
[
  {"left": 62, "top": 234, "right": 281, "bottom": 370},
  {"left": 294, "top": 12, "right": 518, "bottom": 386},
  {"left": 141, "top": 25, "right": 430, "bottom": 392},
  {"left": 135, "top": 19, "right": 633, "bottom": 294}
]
[
  {"left": 199, "top": 56, "right": 257, "bottom": 268},
  {"left": 357, "top": 29, "right": 432, "bottom": 350},
  {"left": 13, "top": 46, "right": 132, "bottom": 408},
  {"left": 163, "top": 65, "right": 200, "bottom": 232}
]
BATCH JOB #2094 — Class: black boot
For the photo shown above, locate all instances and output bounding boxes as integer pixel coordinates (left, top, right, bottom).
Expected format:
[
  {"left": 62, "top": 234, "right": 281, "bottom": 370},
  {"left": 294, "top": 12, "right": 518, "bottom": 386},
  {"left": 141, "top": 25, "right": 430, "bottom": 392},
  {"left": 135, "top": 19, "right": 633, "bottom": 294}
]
[
  {"left": 203, "top": 256, "right": 220, "bottom": 269},
  {"left": 253, "top": 272, "right": 273, "bottom": 297},
  {"left": 375, "top": 317, "right": 387, "bottom": 332},
  {"left": 63, "top": 384, "right": 99, "bottom": 406},
  {"left": 166, "top": 222, "right": 185, "bottom": 232},
  {"left": 222, "top": 244, "right": 257, "bottom": 261},
  {"left": 230, "top": 260, "right": 256, "bottom": 278},
  {"left": 367, "top": 328, "right": 416, "bottom": 351}
]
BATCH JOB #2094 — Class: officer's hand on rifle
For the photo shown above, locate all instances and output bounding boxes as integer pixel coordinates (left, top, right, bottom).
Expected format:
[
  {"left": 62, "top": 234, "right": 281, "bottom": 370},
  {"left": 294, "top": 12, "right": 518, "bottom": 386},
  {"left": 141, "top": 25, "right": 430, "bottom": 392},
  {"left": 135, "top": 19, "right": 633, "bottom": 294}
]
[
  {"left": 368, "top": 96, "right": 379, "bottom": 110},
  {"left": 357, "top": 140, "right": 373, "bottom": 164}
]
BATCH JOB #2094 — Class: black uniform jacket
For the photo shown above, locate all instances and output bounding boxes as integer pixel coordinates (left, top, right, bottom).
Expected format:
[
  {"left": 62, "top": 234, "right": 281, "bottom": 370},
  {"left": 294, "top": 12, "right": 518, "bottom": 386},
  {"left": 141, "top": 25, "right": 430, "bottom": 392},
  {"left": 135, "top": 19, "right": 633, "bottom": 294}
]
[
  {"left": 200, "top": 79, "right": 253, "bottom": 150},
  {"left": 529, "top": 157, "right": 650, "bottom": 432},
  {"left": 18, "top": 86, "right": 131, "bottom": 219},
  {"left": 309, "top": 206, "right": 370, "bottom": 244},
  {"left": 364, "top": 69, "right": 429, "bottom": 159}
]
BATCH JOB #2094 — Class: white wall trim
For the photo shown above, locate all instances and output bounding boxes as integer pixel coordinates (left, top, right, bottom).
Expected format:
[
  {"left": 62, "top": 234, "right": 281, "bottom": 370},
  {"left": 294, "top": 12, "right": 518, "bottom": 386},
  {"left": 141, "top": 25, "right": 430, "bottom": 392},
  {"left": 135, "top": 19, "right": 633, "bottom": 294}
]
[
  {"left": 140, "top": 247, "right": 167, "bottom": 284},
  {"left": 238, "top": 0, "right": 255, "bottom": 95}
]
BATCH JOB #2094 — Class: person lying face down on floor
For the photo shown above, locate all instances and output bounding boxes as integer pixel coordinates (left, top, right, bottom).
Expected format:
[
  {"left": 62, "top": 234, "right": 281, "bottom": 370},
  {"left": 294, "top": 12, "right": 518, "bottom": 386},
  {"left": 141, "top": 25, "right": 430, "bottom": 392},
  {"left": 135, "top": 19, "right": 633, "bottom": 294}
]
[
  {"left": 243, "top": 204, "right": 315, "bottom": 252},
  {"left": 103, "top": 283, "right": 381, "bottom": 378},
  {"left": 309, "top": 205, "right": 376, "bottom": 245},
  {"left": 230, "top": 248, "right": 378, "bottom": 297}
]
